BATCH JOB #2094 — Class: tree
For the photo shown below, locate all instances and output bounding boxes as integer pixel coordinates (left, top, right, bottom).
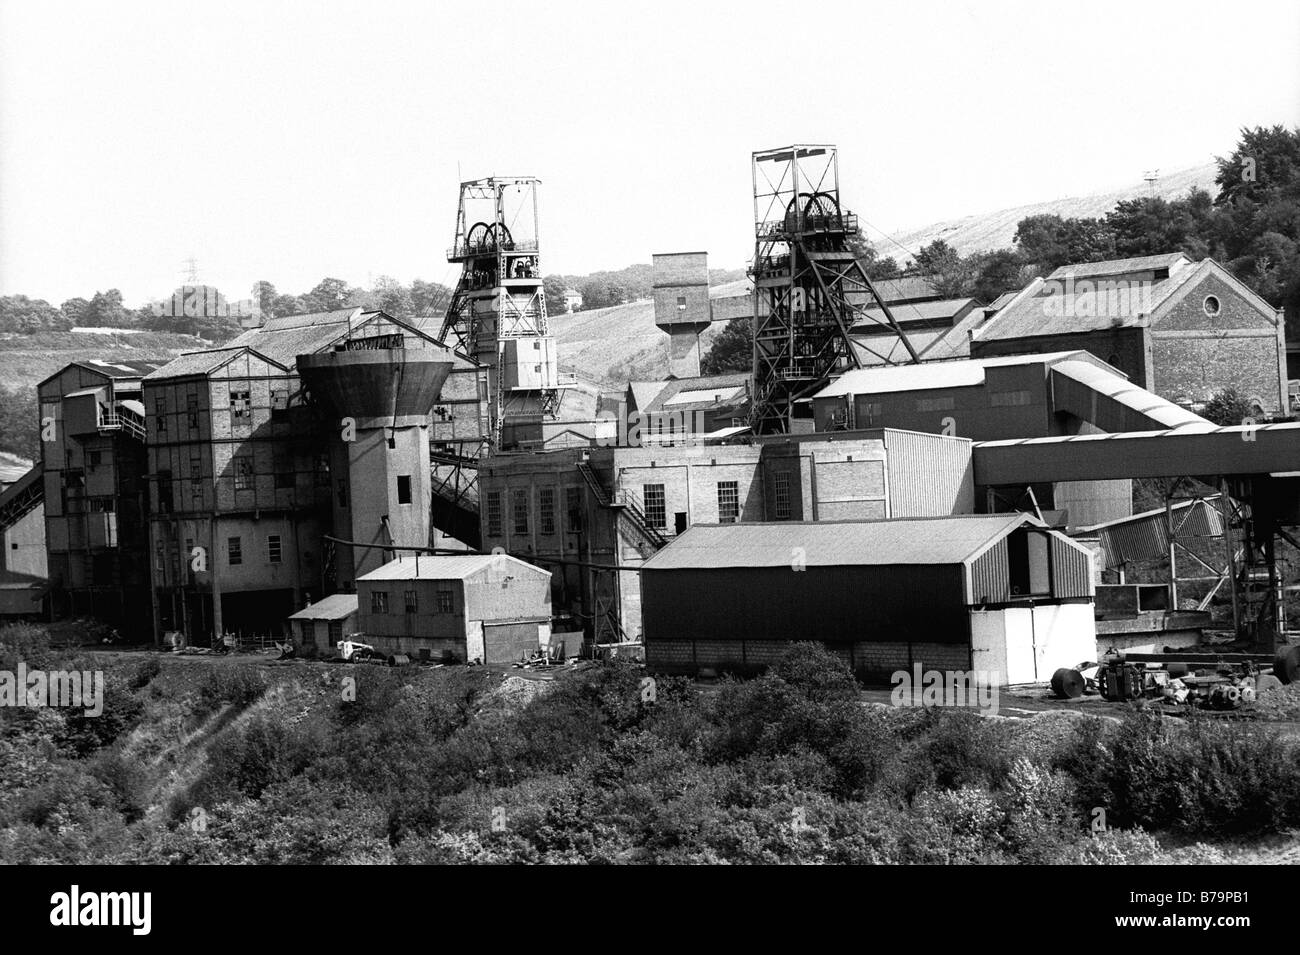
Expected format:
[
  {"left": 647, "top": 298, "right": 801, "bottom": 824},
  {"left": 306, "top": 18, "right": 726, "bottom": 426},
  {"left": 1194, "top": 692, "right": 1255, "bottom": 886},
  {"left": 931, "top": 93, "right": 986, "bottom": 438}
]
[
  {"left": 0, "top": 295, "right": 69, "bottom": 334},
  {"left": 1202, "top": 387, "right": 1259, "bottom": 426},
  {"left": 968, "top": 249, "right": 1026, "bottom": 304},
  {"left": 543, "top": 275, "right": 570, "bottom": 316},
  {"left": 60, "top": 297, "right": 90, "bottom": 327},
  {"left": 0, "top": 387, "right": 39, "bottom": 458},
  {"left": 700, "top": 318, "right": 751, "bottom": 375},
  {"left": 409, "top": 280, "right": 452, "bottom": 318},
  {"left": 865, "top": 256, "right": 901, "bottom": 280},
  {"left": 251, "top": 281, "right": 278, "bottom": 318},
  {"left": 913, "top": 240, "right": 974, "bottom": 298},
  {"left": 300, "top": 278, "right": 358, "bottom": 313},
  {"left": 83, "top": 289, "right": 135, "bottom": 328},
  {"left": 369, "top": 275, "right": 413, "bottom": 318}
]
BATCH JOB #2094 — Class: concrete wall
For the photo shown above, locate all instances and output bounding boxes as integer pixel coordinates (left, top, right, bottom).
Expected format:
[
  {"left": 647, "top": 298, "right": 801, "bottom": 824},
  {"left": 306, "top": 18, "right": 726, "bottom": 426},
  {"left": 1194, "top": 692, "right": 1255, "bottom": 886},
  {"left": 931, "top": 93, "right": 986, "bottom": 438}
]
[{"left": 3, "top": 503, "right": 47, "bottom": 579}]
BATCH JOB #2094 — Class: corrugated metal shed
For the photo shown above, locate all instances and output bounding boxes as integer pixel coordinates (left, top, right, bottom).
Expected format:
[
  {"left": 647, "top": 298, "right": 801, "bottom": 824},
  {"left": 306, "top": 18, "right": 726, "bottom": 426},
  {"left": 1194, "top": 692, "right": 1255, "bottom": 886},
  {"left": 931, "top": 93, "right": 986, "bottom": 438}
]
[{"left": 1077, "top": 497, "right": 1224, "bottom": 568}]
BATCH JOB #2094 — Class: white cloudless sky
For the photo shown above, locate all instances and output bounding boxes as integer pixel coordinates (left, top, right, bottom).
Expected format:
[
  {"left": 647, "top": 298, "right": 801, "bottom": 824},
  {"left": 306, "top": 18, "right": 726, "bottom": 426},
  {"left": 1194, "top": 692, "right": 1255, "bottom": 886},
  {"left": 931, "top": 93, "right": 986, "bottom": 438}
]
[{"left": 1, "top": 0, "right": 1297, "bottom": 305}]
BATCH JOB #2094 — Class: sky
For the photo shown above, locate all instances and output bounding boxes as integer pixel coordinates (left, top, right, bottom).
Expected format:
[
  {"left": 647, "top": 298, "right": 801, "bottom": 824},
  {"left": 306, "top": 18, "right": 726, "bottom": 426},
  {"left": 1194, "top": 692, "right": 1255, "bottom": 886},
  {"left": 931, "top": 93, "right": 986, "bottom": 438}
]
[{"left": 1, "top": 0, "right": 1298, "bottom": 307}]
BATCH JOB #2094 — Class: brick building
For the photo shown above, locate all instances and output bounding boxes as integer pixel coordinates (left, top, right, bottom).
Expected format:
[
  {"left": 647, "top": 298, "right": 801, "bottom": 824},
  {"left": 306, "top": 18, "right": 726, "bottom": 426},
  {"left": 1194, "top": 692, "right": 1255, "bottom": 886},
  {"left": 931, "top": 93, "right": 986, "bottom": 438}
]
[
  {"left": 354, "top": 554, "right": 551, "bottom": 663},
  {"left": 969, "top": 253, "right": 1288, "bottom": 414}
]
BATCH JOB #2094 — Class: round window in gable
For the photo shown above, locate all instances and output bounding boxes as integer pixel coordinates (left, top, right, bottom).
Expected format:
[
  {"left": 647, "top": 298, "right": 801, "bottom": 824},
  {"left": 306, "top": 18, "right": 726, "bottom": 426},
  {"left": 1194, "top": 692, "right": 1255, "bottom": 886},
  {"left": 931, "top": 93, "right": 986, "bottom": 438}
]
[{"left": 1203, "top": 295, "right": 1221, "bottom": 317}]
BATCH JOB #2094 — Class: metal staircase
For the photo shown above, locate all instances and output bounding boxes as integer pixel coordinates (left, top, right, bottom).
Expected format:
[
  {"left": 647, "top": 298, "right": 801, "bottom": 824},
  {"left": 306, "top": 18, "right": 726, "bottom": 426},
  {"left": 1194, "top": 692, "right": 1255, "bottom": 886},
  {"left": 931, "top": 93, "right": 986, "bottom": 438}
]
[
  {"left": 577, "top": 462, "right": 667, "bottom": 552},
  {"left": 0, "top": 466, "right": 43, "bottom": 534}
]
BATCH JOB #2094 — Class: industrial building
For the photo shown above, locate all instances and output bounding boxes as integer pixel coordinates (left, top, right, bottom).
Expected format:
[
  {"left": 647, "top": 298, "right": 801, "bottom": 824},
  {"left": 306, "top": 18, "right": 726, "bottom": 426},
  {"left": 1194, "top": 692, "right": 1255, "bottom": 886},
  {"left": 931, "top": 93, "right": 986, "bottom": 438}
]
[
  {"left": 288, "top": 592, "right": 358, "bottom": 655},
  {"left": 142, "top": 307, "right": 455, "bottom": 642},
  {"left": 969, "top": 253, "right": 1289, "bottom": 414},
  {"left": 478, "top": 429, "right": 975, "bottom": 640},
  {"left": 640, "top": 514, "right": 1097, "bottom": 682},
  {"left": 37, "top": 358, "right": 161, "bottom": 629},
  {"left": 354, "top": 553, "right": 551, "bottom": 663},
  {"left": 0, "top": 142, "right": 1293, "bottom": 672}
]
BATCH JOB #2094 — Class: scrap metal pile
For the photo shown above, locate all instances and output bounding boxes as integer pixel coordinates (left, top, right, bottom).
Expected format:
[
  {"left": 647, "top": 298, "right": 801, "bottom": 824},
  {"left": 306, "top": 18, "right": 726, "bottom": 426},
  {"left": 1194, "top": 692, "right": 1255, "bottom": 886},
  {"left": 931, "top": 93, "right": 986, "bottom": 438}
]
[{"left": 1052, "top": 645, "right": 1300, "bottom": 710}]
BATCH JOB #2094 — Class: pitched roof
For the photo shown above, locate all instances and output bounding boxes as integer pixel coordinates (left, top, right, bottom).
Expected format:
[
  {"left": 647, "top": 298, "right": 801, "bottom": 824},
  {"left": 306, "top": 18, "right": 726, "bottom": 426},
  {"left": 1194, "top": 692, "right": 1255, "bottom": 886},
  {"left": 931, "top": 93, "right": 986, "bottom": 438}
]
[
  {"left": 221, "top": 308, "right": 366, "bottom": 368},
  {"left": 814, "top": 351, "right": 1089, "bottom": 398},
  {"left": 144, "top": 346, "right": 268, "bottom": 380},
  {"left": 974, "top": 253, "right": 1204, "bottom": 342},
  {"left": 357, "top": 554, "right": 549, "bottom": 581},
  {"left": 640, "top": 514, "right": 1037, "bottom": 571},
  {"left": 1047, "top": 253, "right": 1190, "bottom": 281},
  {"left": 643, "top": 372, "right": 751, "bottom": 412},
  {"left": 288, "top": 593, "right": 358, "bottom": 621}
]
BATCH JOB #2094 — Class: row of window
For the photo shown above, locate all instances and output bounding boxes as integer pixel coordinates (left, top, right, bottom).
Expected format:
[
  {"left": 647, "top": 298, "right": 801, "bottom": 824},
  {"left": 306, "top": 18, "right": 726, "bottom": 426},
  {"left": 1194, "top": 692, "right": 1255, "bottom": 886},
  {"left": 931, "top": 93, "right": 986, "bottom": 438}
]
[
  {"left": 484, "top": 478, "right": 775, "bottom": 534},
  {"left": 370, "top": 588, "right": 454, "bottom": 614},
  {"left": 152, "top": 388, "right": 289, "bottom": 434},
  {"left": 153, "top": 534, "right": 282, "bottom": 572}
]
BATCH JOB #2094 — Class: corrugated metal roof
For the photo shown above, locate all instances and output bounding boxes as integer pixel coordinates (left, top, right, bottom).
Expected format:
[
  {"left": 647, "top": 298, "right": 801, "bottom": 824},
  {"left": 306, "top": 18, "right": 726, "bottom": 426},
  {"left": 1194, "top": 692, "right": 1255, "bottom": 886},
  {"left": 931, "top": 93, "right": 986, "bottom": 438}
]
[
  {"left": 288, "top": 593, "right": 358, "bottom": 620},
  {"left": 1050, "top": 360, "right": 1208, "bottom": 430},
  {"left": 814, "top": 351, "right": 1086, "bottom": 398},
  {"left": 356, "top": 554, "right": 548, "bottom": 581},
  {"left": 640, "top": 514, "right": 1033, "bottom": 571}
]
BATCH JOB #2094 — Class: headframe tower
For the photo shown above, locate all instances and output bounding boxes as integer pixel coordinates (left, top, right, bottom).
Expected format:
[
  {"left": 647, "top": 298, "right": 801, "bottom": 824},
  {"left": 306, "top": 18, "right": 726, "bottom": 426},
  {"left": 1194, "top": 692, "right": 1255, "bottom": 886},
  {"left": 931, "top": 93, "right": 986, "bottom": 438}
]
[
  {"left": 749, "top": 145, "right": 920, "bottom": 434},
  {"left": 439, "top": 177, "right": 563, "bottom": 450}
]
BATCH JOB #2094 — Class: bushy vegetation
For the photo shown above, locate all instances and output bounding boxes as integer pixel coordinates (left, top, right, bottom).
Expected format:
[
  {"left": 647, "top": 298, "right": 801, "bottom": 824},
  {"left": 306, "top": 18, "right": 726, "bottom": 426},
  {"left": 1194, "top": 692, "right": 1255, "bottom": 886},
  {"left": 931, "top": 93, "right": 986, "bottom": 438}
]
[{"left": 2, "top": 626, "right": 1298, "bottom": 864}]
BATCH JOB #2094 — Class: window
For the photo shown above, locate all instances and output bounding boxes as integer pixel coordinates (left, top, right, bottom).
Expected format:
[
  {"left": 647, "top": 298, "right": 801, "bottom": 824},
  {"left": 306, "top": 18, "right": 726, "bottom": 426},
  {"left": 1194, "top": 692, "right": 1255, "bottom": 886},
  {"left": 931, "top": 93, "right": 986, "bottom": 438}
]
[
  {"left": 314, "top": 454, "right": 330, "bottom": 487},
  {"left": 89, "top": 496, "right": 115, "bottom": 513},
  {"left": 989, "top": 389, "right": 1032, "bottom": 408},
  {"left": 861, "top": 401, "right": 883, "bottom": 425},
  {"left": 539, "top": 487, "right": 556, "bottom": 534},
  {"left": 229, "top": 389, "right": 252, "bottom": 420},
  {"left": 486, "top": 491, "right": 503, "bottom": 537},
  {"left": 397, "top": 475, "right": 412, "bottom": 505},
  {"left": 337, "top": 478, "right": 349, "bottom": 509},
  {"left": 676, "top": 295, "right": 687, "bottom": 310},
  {"left": 916, "top": 396, "right": 955, "bottom": 412},
  {"left": 1203, "top": 295, "right": 1221, "bottom": 317},
  {"left": 717, "top": 481, "right": 739, "bottom": 523},
  {"left": 643, "top": 484, "right": 666, "bottom": 529},
  {"left": 270, "top": 388, "right": 289, "bottom": 415},
  {"left": 272, "top": 445, "right": 294, "bottom": 489},
  {"left": 190, "top": 457, "right": 202, "bottom": 487},
  {"left": 773, "top": 472, "right": 792, "bottom": 520},
  {"left": 436, "top": 587, "right": 454, "bottom": 614},
  {"left": 370, "top": 590, "right": 389, "bottom": 614},
  {"left": 233, "top": 455, "right": 254, "bottom": 491},
  {"left": 154, "top": 540, "right": 164, "bottom": 572},
  {"left": 565, "top": 486, "right": 583, "bottom": 533},
  {"left": 512, "top": 489, "right": 529, "bottom": 534},
  {"left": 187, "top": 393, "right": 200, "bottom": 430},
  {"left": 404, "top": 589, "right": 418, "bottom": 613},
  {"left": 87, "top": 451, "right": 102, "bottom": 470},
  {"left": 1008, "top": 529, "right": 1050, "bottom": 597},
  {"left": 228, "top": 536, "right": 242, "bottom": 566},
  {"left": 155, "top": 397, "right": 167, "bottom": 433},
  {"left": 267, "top": 534, "right": 282, "bottom": 564}
]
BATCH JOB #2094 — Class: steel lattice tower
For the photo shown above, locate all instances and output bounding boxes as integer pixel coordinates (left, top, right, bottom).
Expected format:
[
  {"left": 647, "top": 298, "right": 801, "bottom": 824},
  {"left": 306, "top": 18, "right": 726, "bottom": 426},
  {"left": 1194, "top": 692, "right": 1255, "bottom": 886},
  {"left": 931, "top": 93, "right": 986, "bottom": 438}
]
[
  {"left": 749, "top": 145, "right": 920, "bottom": 434},
  {"left": 439, "top": 177, "right": 564, "bottom": 451}
]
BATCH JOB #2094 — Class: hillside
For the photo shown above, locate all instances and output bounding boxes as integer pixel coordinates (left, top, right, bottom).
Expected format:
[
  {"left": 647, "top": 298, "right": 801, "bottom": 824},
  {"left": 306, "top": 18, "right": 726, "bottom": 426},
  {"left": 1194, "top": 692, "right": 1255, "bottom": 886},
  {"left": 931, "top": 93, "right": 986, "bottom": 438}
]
[
  {"left": 551, "top": 279, "right": 747, "bottom": 387},
  {"left": 876, "top": 163, "right": 1219, "bottom": 260},
  {"left": 0, "top": 330, "right": 209, "bottom": 394}
]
